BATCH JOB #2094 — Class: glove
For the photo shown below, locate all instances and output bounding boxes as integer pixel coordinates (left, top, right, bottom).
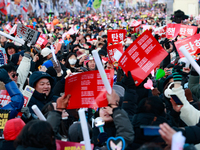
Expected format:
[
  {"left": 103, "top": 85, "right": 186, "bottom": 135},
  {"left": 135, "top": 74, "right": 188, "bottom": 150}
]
[
  {"left": 21, "top": 42, "right": 31, "bottom": 53},
  {"left": 121, "top": 71, "right": 136, "bottom": 89},
  {"left": 0, "top": 69, "right": 12, "bottom": 84},
  {"left": 51, "top": 58, "right": 61, "bottom": 74},
  {"left": 172, "top": 65, "right": 183, "bottom": 82},
  {"left": 21, "top": 107, "right": 31, "bottom": 118},
  {"left": 97, "top": 132, "right": 108, "bottom": 145}
]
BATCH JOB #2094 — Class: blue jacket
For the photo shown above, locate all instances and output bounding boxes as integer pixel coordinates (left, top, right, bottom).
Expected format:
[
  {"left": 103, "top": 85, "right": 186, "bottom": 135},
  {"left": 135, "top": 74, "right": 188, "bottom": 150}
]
[{"left": 1, "top": 81, "right": 24, "bottom": 119}]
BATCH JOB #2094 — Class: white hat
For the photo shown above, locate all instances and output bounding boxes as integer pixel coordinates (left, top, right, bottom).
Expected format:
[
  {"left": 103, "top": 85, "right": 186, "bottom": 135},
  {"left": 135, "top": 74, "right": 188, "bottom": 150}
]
[{"left": 41, "top": 47, "right": 52, "bottom": 57}]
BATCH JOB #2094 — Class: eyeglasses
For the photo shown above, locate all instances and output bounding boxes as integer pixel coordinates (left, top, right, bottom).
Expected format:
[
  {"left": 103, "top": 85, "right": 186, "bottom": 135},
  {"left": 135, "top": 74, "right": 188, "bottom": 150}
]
[{"left": 12, "top": 73, "right": 18, "bottom": 78}]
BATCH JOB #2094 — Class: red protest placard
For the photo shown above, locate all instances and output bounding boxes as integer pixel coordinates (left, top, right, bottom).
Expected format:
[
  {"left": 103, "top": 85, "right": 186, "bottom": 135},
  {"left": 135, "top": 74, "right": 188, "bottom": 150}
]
[
  {"left": 166, "top": 24, "right": 181, "bottom": 39},
  {"left": 107, "top": 43, "right": 123, "bottom": 64},
  {"left": 118, "top": 30, "right": 168, "bottom": 86},
  {"left": 36, "top": 35, "right": 48, "bottom": 49},
  {"left": 0, "top": 90, "right": 29, "bottom": 117},
  {"left": 56, "top": 140, "right": 94, "bottom": 150},
  {"left": 175, "top": 34, "right": 200, "bottom": 58},
  {"left": 179, "top": 25, "right": 197, "bottom": 37},
  {"left": 107, "top": 29, "right": 126, "bottom": 44},
  {"left": 4, "top": 24, "right": 12, "bottom": 33},
  {"left": 130, "top": 19, "right": 141, "bottom": 27},
  {"left": 9, "top": 24, "right": 17, "bottom": 35},
  {"left": 65, "top": 70, "right": 114, "bottom": 109},
  {"left": 0, "top": 90, "right": 29, "bottom": 107}
]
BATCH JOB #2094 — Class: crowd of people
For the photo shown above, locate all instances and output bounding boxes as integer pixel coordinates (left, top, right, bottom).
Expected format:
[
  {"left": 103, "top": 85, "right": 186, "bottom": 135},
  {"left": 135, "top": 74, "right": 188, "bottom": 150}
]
[{"left": 0, "top": 6, "right": 200, "bottom": 150}]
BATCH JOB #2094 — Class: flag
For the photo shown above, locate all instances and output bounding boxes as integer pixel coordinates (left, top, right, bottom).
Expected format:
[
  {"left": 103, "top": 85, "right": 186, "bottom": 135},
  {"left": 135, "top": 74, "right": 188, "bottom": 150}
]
[
  {"left": 20, "top": 0, "right": 28, "bottom": 12},
  {"left": 93, "top": 0, "right": 101, "bottom": 9},
  {"left": 115, "top": 0, "right": 119, "bottom": 8},
  {"left": 0, "top": 0, "right": 7, "bottom": 15},
  {"left": 36, "top": 0, "right": 42, "bottom": 17},
  {"left": 5, "top": 0, "right": 10, "bottom": 15},
  {"left": 86, "top": 0, "right": 94, "bottom": 8}
]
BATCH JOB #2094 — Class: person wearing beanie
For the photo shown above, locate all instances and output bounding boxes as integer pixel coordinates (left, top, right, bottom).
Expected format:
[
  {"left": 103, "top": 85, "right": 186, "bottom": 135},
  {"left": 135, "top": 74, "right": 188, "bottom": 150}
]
[
  {"left": 42, "top": 60, "right": 54, "bottom": 70},
  {"left": 27, "top": 71, "right": 59, "bottom": 113},
  {"left": 1, "top": 118, "right": 25, "bottom": 150},
  {"left": 98, "top": 49, "right": 107, "bottom": 57}
]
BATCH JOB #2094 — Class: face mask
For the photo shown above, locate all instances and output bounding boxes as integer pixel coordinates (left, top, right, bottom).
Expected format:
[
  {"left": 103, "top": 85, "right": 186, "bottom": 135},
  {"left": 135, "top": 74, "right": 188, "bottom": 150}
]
[
  {"left": 86, "top": 37, "right": 90, "bottom": 41},
  {"left": 68, "top": 58, "right": 77, "bottom": 65},
  {"left": 62, "top": 117, "right": 68, "bottom": 120}
]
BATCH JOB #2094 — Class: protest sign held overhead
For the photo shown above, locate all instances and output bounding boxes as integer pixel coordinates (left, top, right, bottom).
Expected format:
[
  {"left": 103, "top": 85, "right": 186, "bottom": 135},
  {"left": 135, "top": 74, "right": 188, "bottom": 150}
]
[
  {"left": 178, "top": 25, "right": 197, "bottom": 37},
  {"left": 17, "top": 23, "right": 40, "bottom": 46},
  {"left": 35, "top": 35, "right": 48, "bottom": 49},
  {"left": 166, "top": 24, "right": 181, "bottom": 39},
  {"left": 118, "top": 30, "right": 168, "bottom": 86},
  {"left": 175, "top": 34, "right": 200, "bottom": 58},
  {"left": 107, "top": 29, "right": 126, "bottom": 44},
  {"left": 107, "top": 43, "right": 123, "bottom": 64},
  {"left": 166, "top": 24, "right": 197, "bottom": 39},
  {"left": 65, "top": 70, "right": 114, "bottom": 109}
]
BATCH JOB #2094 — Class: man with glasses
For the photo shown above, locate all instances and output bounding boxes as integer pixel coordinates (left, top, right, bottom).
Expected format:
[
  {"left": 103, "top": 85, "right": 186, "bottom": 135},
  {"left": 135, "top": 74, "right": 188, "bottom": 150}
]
[{"left": 0, "top": 64, "right": 18, "bottom": 85}]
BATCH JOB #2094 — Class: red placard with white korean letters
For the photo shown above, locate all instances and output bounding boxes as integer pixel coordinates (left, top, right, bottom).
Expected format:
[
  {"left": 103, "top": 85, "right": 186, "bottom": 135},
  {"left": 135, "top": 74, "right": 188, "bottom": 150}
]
[
  {"left": 118, "top": 30, "right": 168, "bottom": 86},
  {"left": 65, "top": 70, "right": 114, "bottom": 109},
  {"left": 175, "top": 34, "right": 200, "bottom": 58},
  {"left": 0, "top": 90, "right": 29, "bottom": 117},
  {"left": 179, "top": 25, "right": 197, "bottom": 37},
  {"left": 36, "top": 35, "right": 48, "bottom": 49},
  {"left": 107, "top": 29, "right": 126, "bottom": 44},
  {"left": 107, "top": 43, "right": 124, "bottom": 64},
  {"left": 56, "top": 140, "right": 94, "bottom": 150},
  {"left": 166, "top": 24, "right": 197, "bottom": 39},
  {"left": 166, "top": 24, "right": 181, "bottom": 39}
]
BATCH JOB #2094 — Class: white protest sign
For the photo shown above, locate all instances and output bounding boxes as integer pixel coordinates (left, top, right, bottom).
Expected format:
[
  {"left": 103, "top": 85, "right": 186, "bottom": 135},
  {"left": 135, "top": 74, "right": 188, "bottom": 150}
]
[{"left": 17, "top": 23, "right": 41, "bottom": 45}]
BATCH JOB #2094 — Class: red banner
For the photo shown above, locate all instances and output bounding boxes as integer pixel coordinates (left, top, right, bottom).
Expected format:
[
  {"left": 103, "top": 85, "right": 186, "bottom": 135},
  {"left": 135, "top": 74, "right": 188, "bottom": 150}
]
[
  {"left": 107, "top": 43, "right": 123, "bottom": 64},
  {"left": 118, "top": 30, "right": 168, "bottom": 86},
  {"left": 107, "top": 29, "right": 126, "bottom": 44},
  {"left": 166, "top": 24, "right": 197, "bottom": 39},
  {"left": 36, "top": 35, "right": 48, "bottom": 49},
  {"left": 166, "top": 24, "right": 181, "bottom": 39},
  {"left": 56, "top": 140, "right": 94, "bottom": 150},
  {"left": 175, "top": 34, "right": 200, "bottom": 58},
  {"left": 179, "top": 25, "right": 197, "bottom": 37},
  {"left": 65, "top": 70, "right": 114, "bottom": 109}
]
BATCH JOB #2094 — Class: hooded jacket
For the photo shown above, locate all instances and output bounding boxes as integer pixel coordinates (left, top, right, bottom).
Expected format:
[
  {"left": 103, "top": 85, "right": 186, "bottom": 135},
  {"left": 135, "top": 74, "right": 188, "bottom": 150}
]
[
  {"left": 28, "top": 71, "right": 58, "bottom": 113},
  {"left": 1, "top": 118, "right": 25, "bottom": 150}
]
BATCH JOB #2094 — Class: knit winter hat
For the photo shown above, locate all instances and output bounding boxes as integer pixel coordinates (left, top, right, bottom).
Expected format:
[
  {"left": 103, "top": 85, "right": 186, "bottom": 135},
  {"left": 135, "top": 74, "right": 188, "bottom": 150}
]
[
  {"left": 42, "top": 60, "right": 53, "bottom": 69},
  {"left": 3, "top": 118, "right": 25, "bottom": 141}
]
